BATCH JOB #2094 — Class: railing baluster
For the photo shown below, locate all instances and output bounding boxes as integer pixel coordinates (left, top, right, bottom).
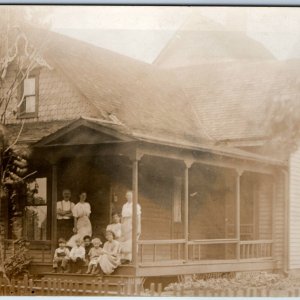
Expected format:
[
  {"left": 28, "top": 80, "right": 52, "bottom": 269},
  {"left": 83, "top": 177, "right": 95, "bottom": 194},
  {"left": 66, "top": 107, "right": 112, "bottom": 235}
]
[
  {"left": 140, "top": 244, "right": 143, "bottom": 263},
  {"left": 192, "top": 244, "right": 195, "bottom": 260},
  {"left": 42, "top": 244, "right": 45, "bottom": 263}
]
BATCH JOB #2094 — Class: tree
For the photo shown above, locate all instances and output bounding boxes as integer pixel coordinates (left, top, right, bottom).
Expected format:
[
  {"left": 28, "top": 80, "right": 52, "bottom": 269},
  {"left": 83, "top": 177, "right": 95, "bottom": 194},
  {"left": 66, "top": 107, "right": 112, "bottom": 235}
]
[
  {"left": 0, "top": 7, "right": 53, "bottom": 281},
  {"left": 256, "top": 97, "right": 300, "bottom": 158}
]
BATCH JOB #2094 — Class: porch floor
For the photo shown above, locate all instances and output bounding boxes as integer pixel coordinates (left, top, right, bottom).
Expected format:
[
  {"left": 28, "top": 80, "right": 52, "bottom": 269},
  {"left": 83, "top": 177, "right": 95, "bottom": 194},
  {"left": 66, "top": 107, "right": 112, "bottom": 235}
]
[{"left": 30, "top": 258, "right": 277, "bottom": 278}]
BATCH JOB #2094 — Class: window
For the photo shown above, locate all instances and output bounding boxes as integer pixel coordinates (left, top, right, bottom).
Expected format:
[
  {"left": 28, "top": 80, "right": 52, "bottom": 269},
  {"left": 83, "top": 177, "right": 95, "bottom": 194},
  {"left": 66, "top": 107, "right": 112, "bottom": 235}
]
[
  {"left": 24, "top": 178, "right": 48, "bottom": 241},
  {"left": 19, "top": 73, "right": 39, "bottom": 118}
]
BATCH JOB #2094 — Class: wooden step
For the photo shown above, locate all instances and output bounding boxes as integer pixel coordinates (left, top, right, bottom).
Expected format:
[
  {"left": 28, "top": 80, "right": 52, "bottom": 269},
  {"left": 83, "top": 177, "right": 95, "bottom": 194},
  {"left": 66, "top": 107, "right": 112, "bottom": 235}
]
[
  {"left": 43, "top": 272, "right": 136, "bottom": 283},
  {"left": 33, "top": 263, "right": 136, "bottom": 276}
]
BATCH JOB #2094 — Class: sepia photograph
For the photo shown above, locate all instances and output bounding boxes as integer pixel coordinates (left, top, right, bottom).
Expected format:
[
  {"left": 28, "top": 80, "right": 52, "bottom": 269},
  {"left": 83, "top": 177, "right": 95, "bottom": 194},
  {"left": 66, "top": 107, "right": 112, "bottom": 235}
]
[{"left": 0, "top": 3, "right": 300, "bottom": 296}]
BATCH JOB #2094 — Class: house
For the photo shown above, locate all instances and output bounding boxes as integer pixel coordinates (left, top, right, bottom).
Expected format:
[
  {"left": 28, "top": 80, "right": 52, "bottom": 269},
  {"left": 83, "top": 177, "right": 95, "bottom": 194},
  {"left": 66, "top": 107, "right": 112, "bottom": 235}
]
[{"left": 1, "top": 26, "right": 294, "bottom": 284}]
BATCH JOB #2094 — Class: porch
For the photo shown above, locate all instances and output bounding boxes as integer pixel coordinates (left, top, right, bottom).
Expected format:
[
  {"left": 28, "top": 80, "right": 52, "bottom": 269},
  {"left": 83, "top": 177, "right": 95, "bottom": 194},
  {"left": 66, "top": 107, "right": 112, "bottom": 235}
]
[{"left": 4, "top": 118, "right": 284, "bottom": 277}]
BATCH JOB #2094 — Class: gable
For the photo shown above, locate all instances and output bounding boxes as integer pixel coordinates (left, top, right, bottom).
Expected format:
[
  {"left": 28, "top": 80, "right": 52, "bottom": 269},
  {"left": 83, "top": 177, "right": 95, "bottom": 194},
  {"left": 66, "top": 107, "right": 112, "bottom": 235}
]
[
  {"left": 47, "top": 125, "right": 120, "bottom": 146},
  {"left": 5, "top": 65, "right": 103, "bottom": 125},
  {"left": 34, "top": 118, "right": 134, "bottom": 147}
]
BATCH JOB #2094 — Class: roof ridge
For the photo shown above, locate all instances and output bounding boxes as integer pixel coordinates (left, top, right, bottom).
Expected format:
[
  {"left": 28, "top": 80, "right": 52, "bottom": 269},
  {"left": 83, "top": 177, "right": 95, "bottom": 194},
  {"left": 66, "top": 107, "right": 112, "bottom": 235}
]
[{"left": 36, "top": 27, "right": 153, "bottom": 68}]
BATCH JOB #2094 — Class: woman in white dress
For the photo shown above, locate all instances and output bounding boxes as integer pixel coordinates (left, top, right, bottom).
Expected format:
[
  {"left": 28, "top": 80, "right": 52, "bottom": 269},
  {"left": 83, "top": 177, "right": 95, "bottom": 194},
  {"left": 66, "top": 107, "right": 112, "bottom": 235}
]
[
  {"left": 98, "top": 230, "right": 121, "bottom": 275},
  {"left": 106, "top": 212, "right": 122, "bottom": 242},
  {"left": 120, "top": 190, "right": 141, "bottom": 263},
  {"left": 67, "top": 192, "right": 92, "bottom": 248}
]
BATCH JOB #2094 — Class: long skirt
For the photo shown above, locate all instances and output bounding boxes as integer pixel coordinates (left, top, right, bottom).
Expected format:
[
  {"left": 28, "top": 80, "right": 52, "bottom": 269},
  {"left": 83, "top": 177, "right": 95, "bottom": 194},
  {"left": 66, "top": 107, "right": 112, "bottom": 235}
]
[
  {"left": 120, "top": 217, "right": 132, "bottom": 261},
  {"left": 67, "top": 216, "right": 92, "bottom": 248},
  {"left": 98, "top": 254, "right": 120, "bottom": 275}
]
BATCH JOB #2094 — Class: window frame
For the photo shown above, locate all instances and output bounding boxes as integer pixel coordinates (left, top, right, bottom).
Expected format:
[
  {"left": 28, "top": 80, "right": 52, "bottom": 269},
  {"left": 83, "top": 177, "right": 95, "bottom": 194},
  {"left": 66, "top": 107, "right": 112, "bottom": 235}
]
[
  {"left": 23, "top": 177, "right": 51, "bottom": 243},
  {"left": 18, "top": 69, "right": 40, "bottom": 119}
]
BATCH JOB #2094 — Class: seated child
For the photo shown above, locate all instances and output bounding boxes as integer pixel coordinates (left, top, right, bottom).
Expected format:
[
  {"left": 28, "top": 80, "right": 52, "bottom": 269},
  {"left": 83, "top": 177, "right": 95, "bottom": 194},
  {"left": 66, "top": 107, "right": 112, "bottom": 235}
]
[
  {"left": 98, "top": 230, "right": 121, "bottom": 275},
  {"left": 86, "top": 238, "right": 103, "bottom": 274},
  {"left": 53, "top": 238, "right": 70, "bottom": 273},
  {"left": 106, "top": 213, "right": 122, "bottom": 241},
  {"left": 83, "top": 235, "right": 93, "bottom": 264},
  {"left": 69, "top": 238, "right": 86, "bottom": 274}
]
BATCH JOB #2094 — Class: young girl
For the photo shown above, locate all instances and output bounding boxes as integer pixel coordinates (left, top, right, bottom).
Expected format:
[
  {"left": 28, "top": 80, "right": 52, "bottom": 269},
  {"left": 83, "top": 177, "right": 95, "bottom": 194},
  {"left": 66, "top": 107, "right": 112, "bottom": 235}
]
[
  {"left": 98, "top": 230, "right": 121, "bottom": 275},
  {"left": 86, "top": 238, "right": 103, "bottom": 274},
  {"left": 106, "top": 212, "right": 122, "bottom": 241}
]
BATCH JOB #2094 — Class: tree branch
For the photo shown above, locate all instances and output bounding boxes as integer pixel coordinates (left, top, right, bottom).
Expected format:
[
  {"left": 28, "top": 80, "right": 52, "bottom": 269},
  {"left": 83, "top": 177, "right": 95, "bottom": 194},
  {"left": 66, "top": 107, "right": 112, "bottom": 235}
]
[{"left": 4, "top": 119, "right": 24, "bottom": 153}]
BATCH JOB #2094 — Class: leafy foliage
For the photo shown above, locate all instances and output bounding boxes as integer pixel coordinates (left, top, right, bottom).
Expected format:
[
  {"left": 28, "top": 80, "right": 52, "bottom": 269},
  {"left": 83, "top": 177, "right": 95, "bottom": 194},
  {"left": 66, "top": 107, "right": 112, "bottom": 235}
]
[
  {"left": 165, "top": 272, "right": 300, "bottom": 292},
  {"left": 260, "top": 98, "right": 300, "bottom": 156},
  {"left": 3, "top": 238, "right": 31, "bottom": 279}
]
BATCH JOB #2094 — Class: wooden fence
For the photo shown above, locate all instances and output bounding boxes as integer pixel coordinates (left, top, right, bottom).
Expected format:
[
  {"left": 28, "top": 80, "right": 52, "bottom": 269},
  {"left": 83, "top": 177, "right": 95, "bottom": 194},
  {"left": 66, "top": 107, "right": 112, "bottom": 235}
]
[
  {"left": 0, "top": 276, "right": 144, "bottom": 296},
  {"left": 1, "top": 276, "right": 300, "bottom": 296}
]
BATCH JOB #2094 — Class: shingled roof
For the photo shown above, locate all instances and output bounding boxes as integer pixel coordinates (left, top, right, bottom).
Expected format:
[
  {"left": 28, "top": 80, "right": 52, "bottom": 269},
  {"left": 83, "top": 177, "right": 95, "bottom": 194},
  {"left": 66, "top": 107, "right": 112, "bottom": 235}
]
[
  {"left": 6, "top": 27, "right": 298, "bottom": 164},
  {"left": 25, "top": 28, "right": 207, "bottom": 146},
  {"left": 173, "top": 59, "right": 300, "bottom": 142}
]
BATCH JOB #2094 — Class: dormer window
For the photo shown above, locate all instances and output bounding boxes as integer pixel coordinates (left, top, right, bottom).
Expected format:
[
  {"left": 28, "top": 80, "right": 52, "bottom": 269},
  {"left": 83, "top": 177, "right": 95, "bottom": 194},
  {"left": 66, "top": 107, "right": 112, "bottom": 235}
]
[{"left": 19, "top": 72, "right": 39, "bottom": 118}]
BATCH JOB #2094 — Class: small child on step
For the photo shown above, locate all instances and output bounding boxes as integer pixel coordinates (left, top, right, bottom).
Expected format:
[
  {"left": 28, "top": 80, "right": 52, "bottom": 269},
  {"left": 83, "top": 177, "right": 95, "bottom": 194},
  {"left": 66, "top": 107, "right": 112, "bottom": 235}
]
[
  {"left": 83, "top": 235, "right": 93, "bottom": 264},
  {"left": 53, "top": 238, "right": 70, "bottom": 273},
  {"left": 69, "top": 238, "right": 86, "bottom": 273},
  {"left": 86, "top": 238, "right": 103, "bottom": 274}
]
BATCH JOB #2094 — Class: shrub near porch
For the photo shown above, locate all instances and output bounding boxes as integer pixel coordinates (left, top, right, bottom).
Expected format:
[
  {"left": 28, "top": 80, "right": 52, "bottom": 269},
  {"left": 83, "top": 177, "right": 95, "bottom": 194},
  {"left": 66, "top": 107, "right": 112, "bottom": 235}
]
[{"left": 164, "top": 272, "right": 300, "bottom": 296}]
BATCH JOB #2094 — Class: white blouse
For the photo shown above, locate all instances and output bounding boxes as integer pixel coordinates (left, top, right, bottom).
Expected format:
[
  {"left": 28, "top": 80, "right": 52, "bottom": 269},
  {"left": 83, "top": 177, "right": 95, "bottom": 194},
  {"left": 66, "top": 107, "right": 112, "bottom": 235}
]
[
  {"left": 72, "top": 202, "right": 91, "bottom": 218},
  {"left": 121, "top": 202, "right": 141, "bottom": 218}
]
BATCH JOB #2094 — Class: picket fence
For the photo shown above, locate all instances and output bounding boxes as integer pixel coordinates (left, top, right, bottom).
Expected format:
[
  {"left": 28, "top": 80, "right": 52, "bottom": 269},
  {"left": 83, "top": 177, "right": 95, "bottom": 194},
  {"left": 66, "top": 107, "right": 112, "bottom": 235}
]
[
  {"left": 1, "top": 276, "right": 300, "bottom": 297},
  {"left": 0, "top": 276, "right": 145, "bottom": 296}
]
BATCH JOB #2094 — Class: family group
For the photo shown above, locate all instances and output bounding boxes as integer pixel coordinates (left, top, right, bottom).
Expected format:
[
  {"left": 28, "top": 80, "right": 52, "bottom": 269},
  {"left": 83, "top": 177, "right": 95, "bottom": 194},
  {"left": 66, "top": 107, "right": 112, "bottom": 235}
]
[{"left": 53, "top": 189, "right": 141, "bottom": 275}]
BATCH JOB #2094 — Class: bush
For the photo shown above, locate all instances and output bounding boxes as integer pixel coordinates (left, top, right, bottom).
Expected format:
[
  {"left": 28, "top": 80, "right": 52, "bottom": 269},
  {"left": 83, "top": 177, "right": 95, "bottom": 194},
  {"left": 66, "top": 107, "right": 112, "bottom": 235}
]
[
  {"left": 4, "top": 239, "right": 32, "bottom": 279},
  {"left": 165, "top": 272, "right": 300, "bottom": 292}
]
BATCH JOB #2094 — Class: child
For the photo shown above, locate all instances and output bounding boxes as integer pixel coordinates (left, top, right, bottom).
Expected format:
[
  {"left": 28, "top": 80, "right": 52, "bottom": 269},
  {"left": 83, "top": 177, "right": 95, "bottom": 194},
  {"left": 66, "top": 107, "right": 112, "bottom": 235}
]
[
  {"left": 83, "top": 235, "right": 93, "bottom": 263},
  {"left": 86, "top": 238, "right": 103, "bottom": 274},
  {"left": 106, "top": 213, "right": 122, "bottom": 241},
  {"left": 98, "top": 230, "right": 121, "bottom": 275},
  {"left": 69, "top": 238, "right": 86, "bottom": 273},
  {"left": 53, "top": 238, "right": 70, "bottom": 273}
]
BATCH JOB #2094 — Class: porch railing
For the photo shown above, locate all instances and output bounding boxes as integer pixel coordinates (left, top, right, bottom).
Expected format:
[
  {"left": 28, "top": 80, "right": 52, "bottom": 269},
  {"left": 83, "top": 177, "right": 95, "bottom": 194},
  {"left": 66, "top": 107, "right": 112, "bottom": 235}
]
[
  {"left": 240, "top": 240, "right": 273, "bottom": 259},
  {"left": 188, "top": 239, "right": 238, "bottom": 261},
  {"left": 138, "top": 239, "right": 186, "bottom": 263},
  {"left": 138, "top": 239, "right": 273, "bottom": 264}
]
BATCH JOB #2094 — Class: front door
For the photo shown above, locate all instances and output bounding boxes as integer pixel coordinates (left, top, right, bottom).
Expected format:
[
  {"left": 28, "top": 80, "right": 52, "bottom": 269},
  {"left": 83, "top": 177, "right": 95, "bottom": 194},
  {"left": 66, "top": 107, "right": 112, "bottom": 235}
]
[{"left": 57, "top": 158, "right": 111, "bottom": 242}]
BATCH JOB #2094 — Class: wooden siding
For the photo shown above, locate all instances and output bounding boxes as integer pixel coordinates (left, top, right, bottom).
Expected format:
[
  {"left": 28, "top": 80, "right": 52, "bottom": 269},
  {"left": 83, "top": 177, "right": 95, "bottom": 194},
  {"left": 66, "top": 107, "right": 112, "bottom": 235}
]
[
  {"left": 273, "top": 172, "right": 285, "bottom": 270},
  {"left": 257, "top": 176, "right": 272, "bottom": 240},
  {"left": 289, "top": 149, "right": 300, "bottom": 270}
]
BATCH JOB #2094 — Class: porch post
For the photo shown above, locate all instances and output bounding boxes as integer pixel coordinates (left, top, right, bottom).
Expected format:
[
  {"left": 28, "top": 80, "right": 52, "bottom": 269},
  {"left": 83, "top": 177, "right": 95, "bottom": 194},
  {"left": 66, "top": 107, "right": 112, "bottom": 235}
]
[
  {"left": 236, "top": 168, "right": 243, "bottom": 260},
  {"left": 51, "top": 164, "right": 58, "bottom": 255},
  {"left": 132, "top": 158, "right": 139, "bottom": 267},
  {"left": 271, "top": 176, "right": 276, "bottom": 259},
  {"left": 184, "top": 160, "right": 193, "bottom": 262}
]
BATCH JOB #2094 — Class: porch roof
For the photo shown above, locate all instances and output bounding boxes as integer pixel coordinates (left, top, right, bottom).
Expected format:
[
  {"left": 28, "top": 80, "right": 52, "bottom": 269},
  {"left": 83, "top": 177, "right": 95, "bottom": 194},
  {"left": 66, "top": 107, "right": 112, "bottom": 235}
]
[{"left": 7, "top": 117, "right": 287, "bottom": 166}]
